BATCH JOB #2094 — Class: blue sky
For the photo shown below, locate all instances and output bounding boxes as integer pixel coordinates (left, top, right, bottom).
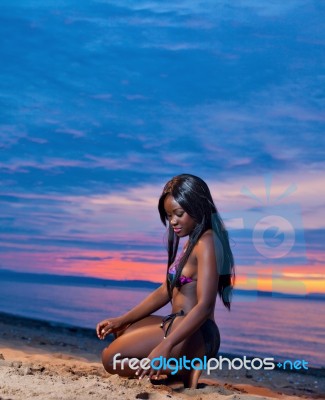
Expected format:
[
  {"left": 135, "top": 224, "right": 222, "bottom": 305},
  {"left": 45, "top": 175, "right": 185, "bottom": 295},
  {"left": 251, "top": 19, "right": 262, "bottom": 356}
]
[{"left": 0, "top": 0, "right": 324, "bottom": 293}]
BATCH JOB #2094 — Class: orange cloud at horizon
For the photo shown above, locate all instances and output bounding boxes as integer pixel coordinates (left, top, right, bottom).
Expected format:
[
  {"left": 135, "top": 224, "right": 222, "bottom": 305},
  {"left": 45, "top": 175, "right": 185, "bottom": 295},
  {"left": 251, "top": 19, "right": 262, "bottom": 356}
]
[
  {"left": 56, "top": 250, "right": 167, "bottom": 283},
  {"left": 2, "top": 243, "right": 323, "bottom": 295},
  {"left": 234, "top": 274, "right": 325, "bottom": 295},
  {"left": 63, "top": 252, "right": 324, "bottom": 295},
  {"left": 84, "top": 258, "right": 167, "bottom": 283}
]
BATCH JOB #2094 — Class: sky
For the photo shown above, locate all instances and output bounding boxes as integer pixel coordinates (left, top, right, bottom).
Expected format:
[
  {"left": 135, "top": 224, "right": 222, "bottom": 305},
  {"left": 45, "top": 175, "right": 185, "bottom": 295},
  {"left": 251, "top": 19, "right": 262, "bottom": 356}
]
[{"left": 0, "top": 0, "right": 324, "bottom": 294}]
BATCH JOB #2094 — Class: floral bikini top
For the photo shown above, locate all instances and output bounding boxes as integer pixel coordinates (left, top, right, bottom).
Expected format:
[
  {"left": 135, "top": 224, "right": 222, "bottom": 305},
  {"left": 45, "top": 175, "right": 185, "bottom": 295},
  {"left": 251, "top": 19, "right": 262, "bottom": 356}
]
[{"left": 168, "top": 245, "right": 195, "bottom": 287}]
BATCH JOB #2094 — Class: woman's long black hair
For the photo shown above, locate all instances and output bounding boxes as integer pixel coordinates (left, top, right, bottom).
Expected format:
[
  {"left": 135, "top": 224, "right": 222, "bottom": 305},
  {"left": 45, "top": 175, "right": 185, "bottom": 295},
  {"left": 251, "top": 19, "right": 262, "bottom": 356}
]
[{"left": 158, "top": 174, "right": 235, "bottom": 310}]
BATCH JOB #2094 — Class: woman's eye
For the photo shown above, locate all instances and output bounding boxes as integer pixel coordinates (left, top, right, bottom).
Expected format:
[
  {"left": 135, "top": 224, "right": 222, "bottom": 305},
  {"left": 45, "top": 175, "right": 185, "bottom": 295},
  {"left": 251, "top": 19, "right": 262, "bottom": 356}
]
[{"left": 166, "top": 212, "right": 184, "bottom": 219}]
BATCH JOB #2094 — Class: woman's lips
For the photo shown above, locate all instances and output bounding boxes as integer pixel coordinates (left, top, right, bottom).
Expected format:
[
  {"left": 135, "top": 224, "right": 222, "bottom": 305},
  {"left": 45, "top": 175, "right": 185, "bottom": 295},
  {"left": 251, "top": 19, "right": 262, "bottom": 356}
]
[{"left": 173, "top": 227, "right": 182, "bottom": 233}]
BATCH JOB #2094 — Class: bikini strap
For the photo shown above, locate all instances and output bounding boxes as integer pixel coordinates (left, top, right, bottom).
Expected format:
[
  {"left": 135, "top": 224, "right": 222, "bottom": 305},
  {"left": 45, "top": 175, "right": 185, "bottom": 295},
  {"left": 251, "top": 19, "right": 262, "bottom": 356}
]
[{"left": 160, "top": 310, "right": 185, "bottom": 338}]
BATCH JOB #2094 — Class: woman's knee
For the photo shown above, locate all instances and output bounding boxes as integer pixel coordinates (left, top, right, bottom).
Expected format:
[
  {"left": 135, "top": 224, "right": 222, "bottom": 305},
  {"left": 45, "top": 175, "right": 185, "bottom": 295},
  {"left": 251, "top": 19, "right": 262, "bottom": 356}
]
[
  {"left": 102, "top": 345, "right": 142, "bottom": 377},
  {"left": 100, "top": 321, "right": 165, "bottom": 374},
  {"left": 102, "top": 346, "right": 121, "bottom": 374}
]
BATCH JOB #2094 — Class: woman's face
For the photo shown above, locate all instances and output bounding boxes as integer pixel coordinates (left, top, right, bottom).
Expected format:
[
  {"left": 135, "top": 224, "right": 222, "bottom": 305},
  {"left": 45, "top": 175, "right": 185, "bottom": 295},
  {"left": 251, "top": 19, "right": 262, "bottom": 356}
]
[{"left": 164, "top": 195, "right": 196, "bottom": 237}]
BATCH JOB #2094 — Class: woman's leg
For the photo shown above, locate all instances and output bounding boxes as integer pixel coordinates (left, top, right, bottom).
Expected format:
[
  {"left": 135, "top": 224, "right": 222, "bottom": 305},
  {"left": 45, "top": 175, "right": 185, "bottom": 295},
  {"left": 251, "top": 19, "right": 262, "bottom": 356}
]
[
  {"left": 101, "top": 314, "right": 206, "bottom": 388},
  {"left": 102, "top": 315, "right": 164, "bottom": 376}
]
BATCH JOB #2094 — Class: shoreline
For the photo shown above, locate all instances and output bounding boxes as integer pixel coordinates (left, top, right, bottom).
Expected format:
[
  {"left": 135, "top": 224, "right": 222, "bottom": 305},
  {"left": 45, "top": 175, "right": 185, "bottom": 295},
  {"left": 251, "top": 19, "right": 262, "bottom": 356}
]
[
  {"left": 1, "top": 311, "right": 323, "bottom": 373},
  {"left": 0, "top": 311, "right": 324, "bottom": 399}
]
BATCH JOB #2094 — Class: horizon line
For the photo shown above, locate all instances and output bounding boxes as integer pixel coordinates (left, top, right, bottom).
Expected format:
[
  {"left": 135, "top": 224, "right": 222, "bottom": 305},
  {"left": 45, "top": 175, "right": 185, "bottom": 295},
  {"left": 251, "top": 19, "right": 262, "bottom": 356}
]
[{"left": 1, "top": 269, "right": 324, "bottom": 298}]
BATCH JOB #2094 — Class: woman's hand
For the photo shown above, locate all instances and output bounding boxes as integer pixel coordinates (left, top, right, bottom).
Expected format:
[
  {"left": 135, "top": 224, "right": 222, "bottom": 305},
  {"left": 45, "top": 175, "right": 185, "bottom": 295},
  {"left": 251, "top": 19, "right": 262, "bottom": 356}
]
[
  {"left": 136, "top": 340, "right": 173, "bottom": 380},
  {"left": 96, "top": 316, "right": 127, "bottom": 340}
]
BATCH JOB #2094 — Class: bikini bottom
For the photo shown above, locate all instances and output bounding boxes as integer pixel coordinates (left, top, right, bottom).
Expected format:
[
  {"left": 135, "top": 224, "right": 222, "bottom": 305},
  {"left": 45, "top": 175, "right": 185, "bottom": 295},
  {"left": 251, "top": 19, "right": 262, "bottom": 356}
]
[{"left": 160, "top": 310, "right": 220, "bottom": 359}]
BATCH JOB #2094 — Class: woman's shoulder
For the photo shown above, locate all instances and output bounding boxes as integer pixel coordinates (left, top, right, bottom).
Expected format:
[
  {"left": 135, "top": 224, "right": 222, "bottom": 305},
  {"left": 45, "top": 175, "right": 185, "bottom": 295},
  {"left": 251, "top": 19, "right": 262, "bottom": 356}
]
[
  {"left": 194, "top": 229, "right": 215, "bottom": 253},
  {"left": 191, "top": 230, "right": 218, "bottom": 271},
  {"left": 199, "top": 229, "right": 214, "bottom": 242}
]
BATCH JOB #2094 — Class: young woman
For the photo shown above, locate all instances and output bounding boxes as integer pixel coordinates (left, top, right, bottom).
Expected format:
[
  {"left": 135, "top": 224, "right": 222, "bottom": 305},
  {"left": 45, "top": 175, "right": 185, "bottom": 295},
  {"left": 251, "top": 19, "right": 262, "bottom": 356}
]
[{"left": 96, "top": 174, "right": 235, "bottom": 388}]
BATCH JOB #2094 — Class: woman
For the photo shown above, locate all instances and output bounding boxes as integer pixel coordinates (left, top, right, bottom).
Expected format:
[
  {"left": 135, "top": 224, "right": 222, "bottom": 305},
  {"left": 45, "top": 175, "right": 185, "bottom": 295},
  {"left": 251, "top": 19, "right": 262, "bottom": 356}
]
[{"left": 96, "top": 174, "right": 234, "bottom": 388}]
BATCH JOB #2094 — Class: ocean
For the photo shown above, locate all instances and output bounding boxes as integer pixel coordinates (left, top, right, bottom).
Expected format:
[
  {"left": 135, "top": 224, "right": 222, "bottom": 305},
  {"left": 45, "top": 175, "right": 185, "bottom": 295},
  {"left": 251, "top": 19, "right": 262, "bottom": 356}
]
[{"left": 0, "top": 278, "right": 324, "bottom": 368}]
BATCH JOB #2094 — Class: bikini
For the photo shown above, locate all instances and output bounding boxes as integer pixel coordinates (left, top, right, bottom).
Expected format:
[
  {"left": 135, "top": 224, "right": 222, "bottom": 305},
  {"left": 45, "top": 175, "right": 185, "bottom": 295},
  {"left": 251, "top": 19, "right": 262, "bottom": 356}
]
[
  {"left": 161, "top": 249, "right": 220, "bottom": 359},
  {"left": 168, "top": 251, "right": 194, "bottom": 288}
]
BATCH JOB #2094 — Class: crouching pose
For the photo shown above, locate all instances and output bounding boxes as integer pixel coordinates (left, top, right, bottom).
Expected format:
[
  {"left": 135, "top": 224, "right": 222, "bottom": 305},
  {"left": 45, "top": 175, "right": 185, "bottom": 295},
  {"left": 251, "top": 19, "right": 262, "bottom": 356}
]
[{"left": 96, "top": 174, "right": 235, "bottom": 388}]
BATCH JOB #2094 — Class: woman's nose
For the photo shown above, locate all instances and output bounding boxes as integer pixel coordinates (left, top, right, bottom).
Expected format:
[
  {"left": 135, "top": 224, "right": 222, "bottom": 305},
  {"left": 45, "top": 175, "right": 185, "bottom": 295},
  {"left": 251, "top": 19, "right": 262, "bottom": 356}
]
[{"left": 170, "top": 216, "right": 177, "bottom": 226}]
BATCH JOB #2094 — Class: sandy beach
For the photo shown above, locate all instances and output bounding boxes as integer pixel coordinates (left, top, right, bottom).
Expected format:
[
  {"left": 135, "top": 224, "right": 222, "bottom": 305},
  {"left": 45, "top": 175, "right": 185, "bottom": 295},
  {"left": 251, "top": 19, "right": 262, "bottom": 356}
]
[{"left": 0, "top": 312, "right": 324, "bottom": 400}]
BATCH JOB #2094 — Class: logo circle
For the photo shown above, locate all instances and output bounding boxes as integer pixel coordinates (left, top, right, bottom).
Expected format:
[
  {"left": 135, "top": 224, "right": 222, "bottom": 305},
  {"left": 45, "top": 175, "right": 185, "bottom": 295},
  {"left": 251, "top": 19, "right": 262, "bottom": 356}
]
[{"left": 252, "top": 215, "right": 295, "bottom": 258}]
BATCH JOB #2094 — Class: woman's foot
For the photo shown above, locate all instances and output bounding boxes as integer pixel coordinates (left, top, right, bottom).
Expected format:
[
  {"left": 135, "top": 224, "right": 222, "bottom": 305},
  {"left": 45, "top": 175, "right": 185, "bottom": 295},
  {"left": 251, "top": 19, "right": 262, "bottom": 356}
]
[{"left": 181, "top": 364, "right": 202, "bottom": 389}]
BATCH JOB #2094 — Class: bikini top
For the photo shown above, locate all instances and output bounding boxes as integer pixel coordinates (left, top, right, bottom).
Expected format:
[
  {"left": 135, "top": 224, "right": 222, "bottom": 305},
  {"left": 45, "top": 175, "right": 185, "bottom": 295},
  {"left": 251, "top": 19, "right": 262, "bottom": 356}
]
[{"left": 168, "top": 247, "right": 195, "bottom": 288}]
